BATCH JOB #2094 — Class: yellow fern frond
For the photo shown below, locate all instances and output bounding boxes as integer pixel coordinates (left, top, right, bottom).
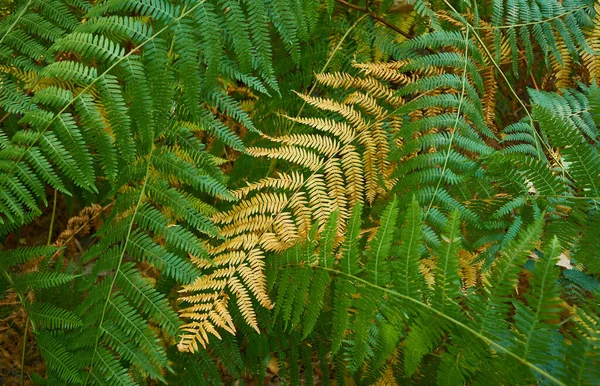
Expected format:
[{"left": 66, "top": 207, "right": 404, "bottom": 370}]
[
  {"left": 283, "top": 116, "right": 355, "bottom": 143},
  {"left": 316, "top": 72, "right": 402, "bottom": 105},
  {"left": 373, "top": 364, "right": 398, "bottom": 386},
  {"left": 324, "top": 159, "right": 349, "bottom": 230},
  {"left": 344, "top": 91, "right": 386, "bottom": 117},
  {"left": 551, "top": 39, "right": 573, "bottom": 89},
  {"left": 204, "top": 234, "right": 259, "bottom": 255},
  {"left": 584, "top": 3, "right": 600, "bottom": 80},
  {"left": 373, "top": 349, "right": 400, "bottom": 386},
  {"left": 294, "top": 92, "right": 368, "bottom": 129},
  {"left": 353, "top": 60, "right": 406, "bottom": 81},
  {"left": 420, "top": 258, "right": 437, "bottom": 288},
  {"left": 220, "top": 214, "right": 280, "bottom": 237},
  {"left": 266, "top": 133, "right": 341, "bottom": 157},
  {"left": 178, "top": 67, "right": 398, "bottom": 352},
  {"left": 228, "top": 275, "right": 259, "bottom": 332},
  {"left": 237, "top": 263, "right": 271, "bottom": 308},
  {"left": 233, "top": 172, "right": 305, "bottom": 199},
  {"left": 248, "top": 146, "right": 324, "bottom": 171},
  {"left": 289, "top": 191, "right": 312, "bottom": 238},
  {"left": 306, "top": 174, "right": 335, "bottom": 226},
  {"left": 480, "top": 65, "right": 498, "bottom": 129},
  {"left": 214, "top": 192, "right": 289, "bottom": 224},
  {"left": 459, "top": 249, "right": 481, "bottom": 290}
]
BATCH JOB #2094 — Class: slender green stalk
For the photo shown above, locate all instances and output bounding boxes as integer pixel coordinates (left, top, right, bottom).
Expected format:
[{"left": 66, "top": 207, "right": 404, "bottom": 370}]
[
  {"left": 471, "top": 5, "right": 591, "bottom": 30},
  {"left": 0, "top": 0, "right": 33, "bottom": 46},
  {"left": 321, "top": 267, "right": 566, "bottom": 386},
  {"left": 265, "top": 14, "right": 368, "bottom": 177},
  {"left": 425, "top": 27, "right": 470, "bottom": 217},
  {"left": 83, "top": 151, "right": 154, "bottom": 385},
  {"left": 19, "top": 189, "right": 58, "bottom": 385},
  {"left": 439, "top": 0, "right": 572, "bottom": 174},
  {"left": 47, "top": 190, "right": 58, "bottom": 245},
  {"left": 20, "top": 318, "right": 29, "bottom": 386}
]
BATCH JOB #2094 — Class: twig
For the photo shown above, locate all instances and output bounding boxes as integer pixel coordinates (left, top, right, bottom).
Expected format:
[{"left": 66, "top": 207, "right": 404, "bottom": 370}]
[
  {"left": 19, "top": 319, "right": 28, "bottom": 386},
  {"left": 335, "top": 0, "right": 411, "bottom": 40}
]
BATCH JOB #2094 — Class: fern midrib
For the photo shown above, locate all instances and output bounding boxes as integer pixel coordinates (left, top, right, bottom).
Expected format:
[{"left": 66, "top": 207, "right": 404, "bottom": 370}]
[
  {"left": 84, "top": 150, "right": 154, "bottom": 385},
  {"left": 441, "top": 0, "right": 570, "bottom": 171},
  {"left": 0, "top": 0, "right": 33, "bottom": 47},
  {"left": 106, "top": 297, "right": 159, "bottom": 359},
  {"left": 322, "top": 266, "right": 566, "bottom": 386},
  {"left": 478, "top": 219, "right": 542, "bottom": 336},
  {"left": 346, "top": 215, "right": 359, "bottom": 275},
  {"left": 116, "top": 269, "right": 179, "bottom": 334},
  {"left": 522, "top": 242, "right": 557, "bottom": 361},
  {"left": 471, "top": 5, "right": 592, "bottom": 30},
  {"left": 4, "top": 0, "right": 208, "bottom": 186},
  {"left": 373, "top": 201, "right": 395, "bottom": 286},
  {"left": 38, "top": 338, "right": 80, "bottom": 382},
  {"left": 100, "top": 324, "right": 164, "bottom": 380},
  {"left": 438, "top": 213, "right": 460, "bottom": 312},
  {"left": 402, "top": 217, "right": 418, "bottom": 297},
  {"left": 425, "top": 27, "right": 470, "bottom": 218},
  {"left": 574, "top": 330, "right": 595, "bottom": 385}
]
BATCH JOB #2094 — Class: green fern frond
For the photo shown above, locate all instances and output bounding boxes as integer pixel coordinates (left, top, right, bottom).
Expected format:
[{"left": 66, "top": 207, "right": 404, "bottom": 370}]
[
  {"left": 26, "top": 301, "right": 83, "bottom": 330},
  {"left": 514, "top": 236, "right": 564, "bottom": 371},
  {"left": 11, "top": 271, "right": 77, "bottom": 291},
  {"left": 37, "top": 332, "right": 82, "bottom": 384},
  {"left": 534, "top": 105, "right": 600, "bottom": 197}
]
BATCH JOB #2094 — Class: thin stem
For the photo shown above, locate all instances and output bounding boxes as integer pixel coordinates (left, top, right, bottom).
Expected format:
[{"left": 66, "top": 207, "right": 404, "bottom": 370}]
[
  {"left": 47, "top": 190, "right": 58, "bottom": 245},
  {"left": 83, "top": 151, "right": 154, "bottom": 385},
  {"left": 335, "top": 0, "right": 413, "bottom": 40},
  {"left": 0, "top": 112, "right": 11, "bottom": 125},
  {"left": 425, "top": 27, "right": 470, "bottom": 217},
  {"left": 0, "top": 0, "right": 33, "bottom": 47},
  {"left": 265, "top": 14, "right": 367, "bottom": 176},
  {"left": 471, "top": 5, "right": 591, "bottom": 30},
  {"left": 20, "top": 318, "right": 29, "bottom": 386},
  {"left": 321, "top": 266, "right": 566, "bottom": 386},
  {"left": 439, "top": 0, "right": 570, "bottom": 174}
]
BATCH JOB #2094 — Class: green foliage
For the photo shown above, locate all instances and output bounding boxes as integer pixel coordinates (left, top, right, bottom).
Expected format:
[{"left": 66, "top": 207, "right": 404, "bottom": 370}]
[
  {"left": 1, "top": 0, "right": 599, "bottom": 384},
  {"left": 0, "top": 0, "right": 318, "bottom": 383}
]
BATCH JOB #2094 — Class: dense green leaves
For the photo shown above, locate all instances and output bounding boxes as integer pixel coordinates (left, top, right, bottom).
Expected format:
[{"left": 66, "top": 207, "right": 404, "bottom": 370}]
[{"left": 0, "top": 0, "right": 599, "bottom": 384}]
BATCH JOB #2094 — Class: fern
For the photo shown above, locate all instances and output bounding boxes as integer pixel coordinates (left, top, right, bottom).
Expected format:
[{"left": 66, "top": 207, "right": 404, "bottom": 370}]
[
  {"left": 0, "top": 0, "right": 320, "bottom": 382},
  {"left": 488, "top": 0, "right": 595, "bottom": 77},
  {"left": 1, "top": 0, "right": 600, "bottom": 384}
]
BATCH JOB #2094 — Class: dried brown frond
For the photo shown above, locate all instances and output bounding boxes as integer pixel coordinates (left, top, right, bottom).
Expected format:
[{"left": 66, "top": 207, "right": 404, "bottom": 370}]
[
  {"left": 0, "top": 292, "right": 44, "bottom": 385},
  {"left": 53, "top": 204, "right": 105, "bottom": 255}
]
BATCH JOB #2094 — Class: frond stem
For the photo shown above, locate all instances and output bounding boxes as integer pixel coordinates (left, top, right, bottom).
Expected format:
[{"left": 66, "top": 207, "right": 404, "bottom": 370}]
[
  {"left": 321, "top": 267, "right": 566, "bottom": 386},
  {"left": 83, "top": 151, "right": 154, "bottom": 385},
  {"left": 47, "top": 190, "right": 57, "bottom": 245},
  {"left": 4, "top": 0, "right": 208, "bottom": 184},
  {"left": 335, "top": 0, "right": 427, "bottom": 45},
  {"left": 471, "top": 5, "right": 592, "bottom": 30},
  {"left": 0, "top": 0, "right": 33, "bottom": 47},
  {"left": 19, "top": 318, "right": 29, "bottom": 386},
  {"left": 425, "top": 27, "right": 470, "bottom": 217},
  {"left": 439, "top": 0, "right": 571, "bottom": 176}
]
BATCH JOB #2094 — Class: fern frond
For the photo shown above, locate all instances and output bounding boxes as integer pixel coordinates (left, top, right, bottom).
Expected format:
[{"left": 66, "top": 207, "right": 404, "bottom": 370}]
[{"left": 514, "top": 237, "right": 564, "bottom": 371}]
